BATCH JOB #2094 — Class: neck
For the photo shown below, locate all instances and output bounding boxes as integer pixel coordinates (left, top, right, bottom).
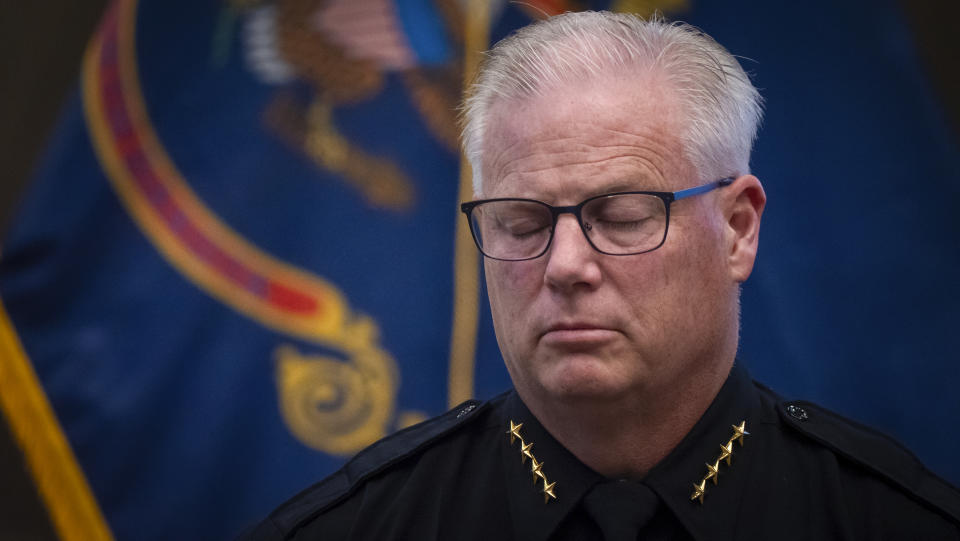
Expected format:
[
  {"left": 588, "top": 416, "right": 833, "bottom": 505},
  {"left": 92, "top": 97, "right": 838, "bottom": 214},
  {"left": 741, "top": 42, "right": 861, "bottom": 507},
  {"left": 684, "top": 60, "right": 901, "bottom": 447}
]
[{"left": 522, "top": 355, "right": 734, "bottom": 480}]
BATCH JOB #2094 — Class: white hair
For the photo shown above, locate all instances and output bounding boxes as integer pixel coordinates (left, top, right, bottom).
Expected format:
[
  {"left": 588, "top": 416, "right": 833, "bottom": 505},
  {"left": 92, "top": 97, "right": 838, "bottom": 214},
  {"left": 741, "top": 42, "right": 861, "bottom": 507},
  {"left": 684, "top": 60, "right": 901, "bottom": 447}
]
[{"left": 461, "top": 11, "right": 763, "bottom": 196}]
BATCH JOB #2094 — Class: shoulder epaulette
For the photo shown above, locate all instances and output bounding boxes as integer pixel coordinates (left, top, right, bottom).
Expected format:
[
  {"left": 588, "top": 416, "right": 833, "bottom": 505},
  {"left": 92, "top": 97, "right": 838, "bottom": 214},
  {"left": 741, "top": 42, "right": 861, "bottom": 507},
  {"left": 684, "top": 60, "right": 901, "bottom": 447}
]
[
  {"left": 778, "top": 399, "right": 960, "bottom": 523},
  {"left": 260, "top": 397, "right": 491, "bottom": 537}
]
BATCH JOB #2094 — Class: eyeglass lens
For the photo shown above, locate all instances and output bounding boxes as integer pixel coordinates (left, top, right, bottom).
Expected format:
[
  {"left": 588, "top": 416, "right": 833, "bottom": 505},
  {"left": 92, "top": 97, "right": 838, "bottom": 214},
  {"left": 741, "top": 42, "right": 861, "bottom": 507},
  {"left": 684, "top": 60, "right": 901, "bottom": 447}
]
[{"left": 470, "top": 194, "right": 667, "bottom": 260}]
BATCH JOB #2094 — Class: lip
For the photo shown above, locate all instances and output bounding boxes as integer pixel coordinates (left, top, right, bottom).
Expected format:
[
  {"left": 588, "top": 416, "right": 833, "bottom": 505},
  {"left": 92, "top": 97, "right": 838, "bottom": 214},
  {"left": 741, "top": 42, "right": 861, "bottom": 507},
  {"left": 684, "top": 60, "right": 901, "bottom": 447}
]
[
  {"left": 540, "top": 322, "right": 619, "bottom": 345},
  {"left": 543, "top": 322, "right": 609, "bottom": 333},
  {"left": 543, "top": 320, "right": 613, "bottom": 334}
]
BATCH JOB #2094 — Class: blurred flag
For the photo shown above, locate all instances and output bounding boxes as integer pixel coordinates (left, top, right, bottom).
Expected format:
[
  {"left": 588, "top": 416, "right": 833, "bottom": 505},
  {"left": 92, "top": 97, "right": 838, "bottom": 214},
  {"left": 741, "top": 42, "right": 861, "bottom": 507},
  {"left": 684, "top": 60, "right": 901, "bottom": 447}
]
[
  {"left": 0, "top": 0, "right": 631, "bottom": 538},
  {"left": 0, "top": 0, "right": 956, "bottom": 540}
]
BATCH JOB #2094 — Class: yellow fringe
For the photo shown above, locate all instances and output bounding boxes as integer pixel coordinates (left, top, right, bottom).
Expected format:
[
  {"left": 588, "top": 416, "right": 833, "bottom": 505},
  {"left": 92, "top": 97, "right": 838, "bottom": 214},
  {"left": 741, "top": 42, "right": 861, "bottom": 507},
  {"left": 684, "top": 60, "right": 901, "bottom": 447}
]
[
  {"left": 447, "top": 0, "right": 490, "bottom": 407},
  {"left": 0, "top": 297, "right": 113, "bottom": 540}
]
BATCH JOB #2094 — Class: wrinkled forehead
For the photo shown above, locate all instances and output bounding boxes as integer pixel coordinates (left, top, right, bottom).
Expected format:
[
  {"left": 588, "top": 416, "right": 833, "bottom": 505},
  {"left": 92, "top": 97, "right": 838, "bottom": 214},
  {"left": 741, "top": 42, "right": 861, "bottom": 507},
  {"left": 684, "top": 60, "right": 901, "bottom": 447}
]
[
  {"left": 479, "top": 73, "right": 691, "bottom": 198},
  {"left": 483, "top": 66, "right": 674, "bottom": 133}
]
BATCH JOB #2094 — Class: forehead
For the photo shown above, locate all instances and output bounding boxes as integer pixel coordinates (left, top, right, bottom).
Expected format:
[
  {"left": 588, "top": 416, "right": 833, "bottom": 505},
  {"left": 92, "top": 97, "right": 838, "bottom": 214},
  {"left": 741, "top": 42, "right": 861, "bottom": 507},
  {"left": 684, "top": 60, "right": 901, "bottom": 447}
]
[{"left": 480, "top": 74, "right": 692, "bottom": 200}]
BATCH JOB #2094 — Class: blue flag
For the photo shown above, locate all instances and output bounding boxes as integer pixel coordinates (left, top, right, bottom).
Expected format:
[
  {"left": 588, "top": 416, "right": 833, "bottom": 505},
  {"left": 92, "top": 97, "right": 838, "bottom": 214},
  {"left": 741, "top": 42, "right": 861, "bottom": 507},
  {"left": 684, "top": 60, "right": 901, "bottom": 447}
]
[{"left": 0, "top": 0, "right": 956, "bottom": 539}]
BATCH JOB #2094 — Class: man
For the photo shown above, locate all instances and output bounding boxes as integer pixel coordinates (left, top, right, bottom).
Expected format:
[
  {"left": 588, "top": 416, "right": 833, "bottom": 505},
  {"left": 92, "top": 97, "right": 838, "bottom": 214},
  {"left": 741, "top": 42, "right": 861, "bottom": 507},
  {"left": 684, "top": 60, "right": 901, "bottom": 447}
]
[{"left": 242, "top": 12, "right": 960, "bottom": 540}]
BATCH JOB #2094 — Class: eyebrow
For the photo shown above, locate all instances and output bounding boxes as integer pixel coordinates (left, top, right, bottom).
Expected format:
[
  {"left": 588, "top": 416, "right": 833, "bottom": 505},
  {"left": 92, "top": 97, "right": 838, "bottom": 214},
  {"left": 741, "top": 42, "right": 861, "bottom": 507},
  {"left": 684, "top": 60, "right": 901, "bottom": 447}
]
[
  {"left": 500, "top": 177, "right": 664, "bottom": 202},
  {"left": 586, "top": 178, "right": 663, "bottom": 197}
]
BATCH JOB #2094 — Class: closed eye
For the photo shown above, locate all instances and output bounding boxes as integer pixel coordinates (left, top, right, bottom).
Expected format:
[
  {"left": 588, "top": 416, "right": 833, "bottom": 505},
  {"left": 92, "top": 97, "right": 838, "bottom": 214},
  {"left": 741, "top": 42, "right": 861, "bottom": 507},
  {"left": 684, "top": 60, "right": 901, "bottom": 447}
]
[
  {"left": 594, "top": 218, "right": 649, "bottom": 232},
  {"left": 495, "top": 215, "right": 550, "bottom": 238}
]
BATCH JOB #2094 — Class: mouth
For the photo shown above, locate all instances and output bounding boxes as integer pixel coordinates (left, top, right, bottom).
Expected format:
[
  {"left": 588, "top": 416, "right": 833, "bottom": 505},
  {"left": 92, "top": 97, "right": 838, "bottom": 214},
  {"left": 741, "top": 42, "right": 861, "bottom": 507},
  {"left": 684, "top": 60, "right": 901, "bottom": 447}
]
[
  {"left": 540, "top": 322, "right": 620, "bottom": 346},
  {"left": 544, "top": 322, "right": 607, "bottom": 333}
]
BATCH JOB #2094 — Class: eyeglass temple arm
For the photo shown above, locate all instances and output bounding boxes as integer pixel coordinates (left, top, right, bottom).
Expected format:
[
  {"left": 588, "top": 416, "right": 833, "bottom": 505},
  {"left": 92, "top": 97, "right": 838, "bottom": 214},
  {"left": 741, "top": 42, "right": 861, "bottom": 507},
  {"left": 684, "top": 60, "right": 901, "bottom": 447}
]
[{"left": 673, "top": 177, "right": 735, "bottom": 200}]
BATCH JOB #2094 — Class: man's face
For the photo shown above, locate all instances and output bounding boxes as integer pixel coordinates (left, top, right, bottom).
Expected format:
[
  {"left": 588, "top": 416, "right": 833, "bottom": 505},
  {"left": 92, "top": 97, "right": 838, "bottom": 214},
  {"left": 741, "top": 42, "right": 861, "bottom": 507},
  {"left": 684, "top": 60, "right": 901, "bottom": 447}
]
[{"left": 480, "top": 74, "right": 740, "bottom": 406}]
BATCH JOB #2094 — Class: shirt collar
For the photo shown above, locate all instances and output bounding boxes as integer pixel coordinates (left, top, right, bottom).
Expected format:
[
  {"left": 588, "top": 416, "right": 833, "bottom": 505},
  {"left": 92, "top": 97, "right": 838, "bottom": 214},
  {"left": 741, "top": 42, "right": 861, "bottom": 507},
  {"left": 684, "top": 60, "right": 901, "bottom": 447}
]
[
  {"left": 499, "top": 390, "right": 605, "bottom": 541},
  {"left": 499, "top": 362, "right": 763, "bottom": 541},
  {"left": 643, "top": 361, "right": 764, "bottom": 540}
]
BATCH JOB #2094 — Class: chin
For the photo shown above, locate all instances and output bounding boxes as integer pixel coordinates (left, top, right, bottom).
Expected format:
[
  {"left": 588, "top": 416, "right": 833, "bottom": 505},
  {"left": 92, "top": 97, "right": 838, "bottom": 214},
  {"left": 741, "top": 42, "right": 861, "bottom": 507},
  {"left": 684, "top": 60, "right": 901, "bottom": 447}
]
[{"left": 537, "top": 356, "right": 633, "bottom": 403}]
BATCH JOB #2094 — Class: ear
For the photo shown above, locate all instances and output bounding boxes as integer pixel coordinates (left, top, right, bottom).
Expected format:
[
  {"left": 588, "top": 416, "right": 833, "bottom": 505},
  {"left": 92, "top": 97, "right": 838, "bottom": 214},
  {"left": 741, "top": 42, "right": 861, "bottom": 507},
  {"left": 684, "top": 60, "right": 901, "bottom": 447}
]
[{"left": 723, "top": 175, "right": 766, "bottom": 283}]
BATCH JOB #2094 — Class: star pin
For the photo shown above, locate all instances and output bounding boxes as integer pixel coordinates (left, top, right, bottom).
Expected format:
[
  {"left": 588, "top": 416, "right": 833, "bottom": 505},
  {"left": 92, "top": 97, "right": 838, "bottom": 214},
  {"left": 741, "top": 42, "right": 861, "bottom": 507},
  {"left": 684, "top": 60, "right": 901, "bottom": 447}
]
[
  {"left": 690, "top": 479, "right": 707, "bottom": 504},
  {"left": 506, "top": 420, "right": 556, "bottom": 503},
  {"left": 543, "top": 480, "right": 557, "bottom": 503},
  {"left": 688, "top": 419, "right": 750, "bottom": 505},
  {"left": 531, "top": 457, "right": 545, "bottom": 484},
  {"left": 719, "top": 441, "right": 734, "bottom": 466},
  {"left": 730, "top": 421, "right": 749, "bottom": 446},
  {"left": 520, "top": 441, "right": 534, "bottom": 464},
  {"left": 507, "top": 421, "right": 523, "bottom": 445},
  {"left": 704, "top": 460, "right": 720, "bottom": 485}
]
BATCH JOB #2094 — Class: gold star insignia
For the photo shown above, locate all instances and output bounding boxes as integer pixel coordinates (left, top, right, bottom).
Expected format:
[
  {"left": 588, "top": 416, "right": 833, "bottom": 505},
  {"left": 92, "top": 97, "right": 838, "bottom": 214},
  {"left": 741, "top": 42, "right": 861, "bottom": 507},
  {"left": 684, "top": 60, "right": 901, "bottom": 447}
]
[
  {"left": 507, "top": 421, "right": 523, "bottom": 445},
  {"left": 531, "top": 457, "right": 545, "bottom": 484},
  {"left": 731, "top": 420, "right": 748, "bottom": 446},
  {"left": 543, "top": 480, "right": 557, "bottom": 503},
  {"left": 688, "top": 418, "right": 750, "bottom": 505},
  {"left": 690, "top": 479, "right": 706, "bottom": 504},
  {"left": 719, "top": 441, "right": 734, "bottom": 466},
  {"left": 520, "top": 441, "right": 534, "bottom": 464},
  {"left": 506, "top": 421, "right": 556, "bottom": 503},
  {"left": 705, "top": 460, "right": 720, "bottom": 485}
]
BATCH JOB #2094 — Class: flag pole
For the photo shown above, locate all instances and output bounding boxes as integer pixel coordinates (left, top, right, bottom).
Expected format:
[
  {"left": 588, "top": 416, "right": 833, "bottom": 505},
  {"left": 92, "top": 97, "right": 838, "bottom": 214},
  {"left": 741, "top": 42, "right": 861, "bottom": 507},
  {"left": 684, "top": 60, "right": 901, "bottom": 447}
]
[{"left": 448, "top": 0, "right": 491, "bottom": 408}]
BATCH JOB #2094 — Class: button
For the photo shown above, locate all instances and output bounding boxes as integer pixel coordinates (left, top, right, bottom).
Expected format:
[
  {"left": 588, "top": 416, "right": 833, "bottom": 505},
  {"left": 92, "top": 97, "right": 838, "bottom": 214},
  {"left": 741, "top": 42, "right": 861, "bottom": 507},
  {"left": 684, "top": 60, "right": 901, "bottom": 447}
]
[
  {"left": 457, "top": 404, "right": 476, "bottom": 418},
  {"left": 786, "top": 404, "right": 808, "bottom": 421}
]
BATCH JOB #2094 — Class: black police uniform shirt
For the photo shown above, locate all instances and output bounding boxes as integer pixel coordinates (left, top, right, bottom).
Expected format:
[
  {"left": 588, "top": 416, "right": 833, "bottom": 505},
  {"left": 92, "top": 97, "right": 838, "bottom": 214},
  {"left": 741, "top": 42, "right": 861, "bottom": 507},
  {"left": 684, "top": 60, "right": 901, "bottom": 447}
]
[{"left": 240, "top": 363, "right": 960, "bottom": 540}]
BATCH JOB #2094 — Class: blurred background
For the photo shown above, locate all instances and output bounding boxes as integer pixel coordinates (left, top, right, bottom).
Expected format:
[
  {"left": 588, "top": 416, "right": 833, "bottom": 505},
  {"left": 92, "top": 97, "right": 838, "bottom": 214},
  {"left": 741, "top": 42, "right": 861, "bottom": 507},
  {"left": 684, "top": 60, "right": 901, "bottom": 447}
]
[{"left": 1, "top": 0, "right": 957, "bottom": 539}]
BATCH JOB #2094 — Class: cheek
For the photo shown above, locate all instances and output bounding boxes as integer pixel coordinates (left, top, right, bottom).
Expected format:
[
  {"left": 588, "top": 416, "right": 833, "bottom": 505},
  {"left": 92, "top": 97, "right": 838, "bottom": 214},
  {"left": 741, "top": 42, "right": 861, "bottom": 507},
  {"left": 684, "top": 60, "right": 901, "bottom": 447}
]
[
  {"left": 664, "top": 225, "right": 730, "bottom": 324},
  {"left": 485, "top": 261, "right": 540, "bottom": 301},
  {"left": 484, "top": 262, "right": 542, "bottom": 379},
  {"left": 483, "top": 259, "right": 518, "bottom": 338},
  {"left": 484, "top": 261, "right": 539, "bottom": 330},
  {"left": 610, "top": 255, "right": 673, "bottom": 334},
  {"left": 618, "top": 224, "right": 723, "bottom": 326}
]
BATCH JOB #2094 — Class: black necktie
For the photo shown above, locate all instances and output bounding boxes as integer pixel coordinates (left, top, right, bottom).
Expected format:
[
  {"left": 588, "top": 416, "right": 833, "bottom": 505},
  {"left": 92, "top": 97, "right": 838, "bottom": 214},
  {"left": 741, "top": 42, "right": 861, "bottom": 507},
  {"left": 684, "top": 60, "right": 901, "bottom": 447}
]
[{"left": 582, "top": 479, "right": 661, "bottom": 541}]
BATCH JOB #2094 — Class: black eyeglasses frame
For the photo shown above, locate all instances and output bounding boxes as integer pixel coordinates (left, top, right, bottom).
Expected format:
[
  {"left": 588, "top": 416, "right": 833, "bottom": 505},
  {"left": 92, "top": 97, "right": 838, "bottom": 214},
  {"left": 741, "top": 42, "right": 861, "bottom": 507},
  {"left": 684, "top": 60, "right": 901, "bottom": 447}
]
[{"left": 459, "top": 177, "right": 735, "bottom": 261}]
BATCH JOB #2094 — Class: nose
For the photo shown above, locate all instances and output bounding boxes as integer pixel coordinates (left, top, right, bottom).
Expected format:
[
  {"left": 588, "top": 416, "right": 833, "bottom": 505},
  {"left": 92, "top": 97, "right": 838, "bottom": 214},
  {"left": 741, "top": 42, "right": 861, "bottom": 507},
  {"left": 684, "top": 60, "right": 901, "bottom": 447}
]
[{"left": 543, "top": 214, "right": 602, "bottom": 290}]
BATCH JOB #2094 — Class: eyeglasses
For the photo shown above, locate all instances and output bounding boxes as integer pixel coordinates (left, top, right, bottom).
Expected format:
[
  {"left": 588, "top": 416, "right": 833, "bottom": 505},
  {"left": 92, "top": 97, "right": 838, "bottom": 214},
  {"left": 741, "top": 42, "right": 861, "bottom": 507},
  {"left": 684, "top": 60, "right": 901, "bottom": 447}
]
[{"left": 460, "top": 177, "right": 734, "bottom": 261}]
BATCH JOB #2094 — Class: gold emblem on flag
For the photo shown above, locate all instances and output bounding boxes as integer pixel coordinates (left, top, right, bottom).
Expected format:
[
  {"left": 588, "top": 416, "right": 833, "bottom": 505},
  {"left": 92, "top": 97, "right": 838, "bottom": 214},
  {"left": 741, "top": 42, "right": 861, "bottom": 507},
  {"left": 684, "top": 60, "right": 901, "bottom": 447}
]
[{"left": 275, "top": 340, "right": 398, "bottom": 456}]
